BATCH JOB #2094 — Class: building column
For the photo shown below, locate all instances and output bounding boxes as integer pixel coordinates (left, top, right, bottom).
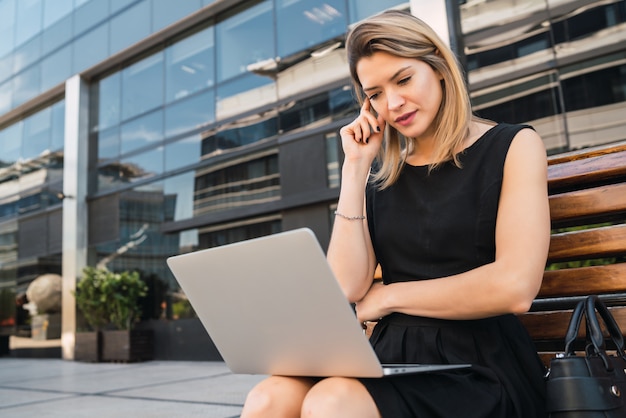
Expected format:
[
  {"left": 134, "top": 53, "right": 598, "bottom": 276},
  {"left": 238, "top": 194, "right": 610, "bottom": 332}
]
[{"left": 61, "top": 75, "right": 89, "bottom": 360}]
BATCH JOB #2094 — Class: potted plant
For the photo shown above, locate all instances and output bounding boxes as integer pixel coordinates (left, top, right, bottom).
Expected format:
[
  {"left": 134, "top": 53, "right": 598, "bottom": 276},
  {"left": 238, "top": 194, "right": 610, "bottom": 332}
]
[
  {"left": 74, "top": 267, "right": 153, "bottom": 362},
  {"left": 99, "top": 269, "right": 153, "bottom": 362},
  {"left": 73, "top": 267, "right": 111, "bottom": 362}
]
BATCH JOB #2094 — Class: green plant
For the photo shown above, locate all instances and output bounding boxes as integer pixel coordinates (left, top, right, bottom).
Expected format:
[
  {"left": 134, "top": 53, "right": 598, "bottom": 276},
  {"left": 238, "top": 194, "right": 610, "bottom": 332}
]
[
  {"left": 73, "top": 267, "right": 110, "bottom": 331},
  {"left": 105, "top": 270, "right": 148, "bottom": 330},
  {"left": 74, "top": 267, "right": 148, "bottom": 331}
]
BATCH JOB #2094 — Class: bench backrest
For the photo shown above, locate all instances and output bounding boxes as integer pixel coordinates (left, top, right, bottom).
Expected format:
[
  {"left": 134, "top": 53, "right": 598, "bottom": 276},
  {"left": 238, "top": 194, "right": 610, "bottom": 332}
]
[{"left": 518, "top": 141, "right": 626, "bottom": 364}]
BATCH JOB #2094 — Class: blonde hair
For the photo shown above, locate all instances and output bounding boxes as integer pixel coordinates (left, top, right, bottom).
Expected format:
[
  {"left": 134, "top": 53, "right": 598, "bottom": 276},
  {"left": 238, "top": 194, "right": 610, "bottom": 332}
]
[{"left": 346, "top": 10, "right": 473, "bottom": 189}]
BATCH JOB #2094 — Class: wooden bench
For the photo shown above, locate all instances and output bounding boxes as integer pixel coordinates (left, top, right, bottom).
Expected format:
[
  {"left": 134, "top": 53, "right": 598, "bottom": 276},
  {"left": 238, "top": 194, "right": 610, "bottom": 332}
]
[
  {"left": 369, "top": 140, "right": 626, "bottom": 366},
  {"left": 519, "top": 140, "right": 626, "bottom": 365}
]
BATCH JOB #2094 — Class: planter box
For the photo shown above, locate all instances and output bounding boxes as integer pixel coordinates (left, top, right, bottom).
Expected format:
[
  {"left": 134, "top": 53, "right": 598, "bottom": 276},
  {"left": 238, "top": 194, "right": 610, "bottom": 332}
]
[
  {"left": 102, "top": 329, "right": 153, "bottom": 363},
  {"left": 74, "top": 331, "right": 102, "bottom": 362}
]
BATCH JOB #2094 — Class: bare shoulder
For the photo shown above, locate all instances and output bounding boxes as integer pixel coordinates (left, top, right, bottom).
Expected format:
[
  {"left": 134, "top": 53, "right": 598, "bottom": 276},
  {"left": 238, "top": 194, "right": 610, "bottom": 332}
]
[{"left": 505, "top": 127, "right": 548, "bottom": 180}]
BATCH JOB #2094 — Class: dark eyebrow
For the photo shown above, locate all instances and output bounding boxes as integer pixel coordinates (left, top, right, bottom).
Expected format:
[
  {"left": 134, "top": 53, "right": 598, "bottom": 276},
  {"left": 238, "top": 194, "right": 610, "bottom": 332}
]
[{"left": 362, "top": 66, "right": 412, "bottom": 92}]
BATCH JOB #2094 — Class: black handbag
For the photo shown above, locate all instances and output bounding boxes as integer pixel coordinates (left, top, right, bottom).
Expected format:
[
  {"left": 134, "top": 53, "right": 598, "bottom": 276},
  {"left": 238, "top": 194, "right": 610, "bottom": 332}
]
[{"left": 546, "top": 295, "right": 626, "bottom": 417}]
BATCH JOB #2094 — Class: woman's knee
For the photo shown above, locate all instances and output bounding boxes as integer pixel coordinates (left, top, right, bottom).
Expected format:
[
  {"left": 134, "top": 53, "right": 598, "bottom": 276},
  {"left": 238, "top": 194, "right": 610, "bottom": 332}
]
[
  {"left": 241, "top": 376, "right": 314, "bottom": 418},
  {"left": 301, "top": 377, "right": 380, "bottom": 418}
]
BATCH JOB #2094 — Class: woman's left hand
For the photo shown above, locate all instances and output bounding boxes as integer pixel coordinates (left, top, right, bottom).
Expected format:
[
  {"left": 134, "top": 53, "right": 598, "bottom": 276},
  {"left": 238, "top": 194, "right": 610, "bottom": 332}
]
[{"left": 354, "top": 281, "right": 390, "bottom": 323}]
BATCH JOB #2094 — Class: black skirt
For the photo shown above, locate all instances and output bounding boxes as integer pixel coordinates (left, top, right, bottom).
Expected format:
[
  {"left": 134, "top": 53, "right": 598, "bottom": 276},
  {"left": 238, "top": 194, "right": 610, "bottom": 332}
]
[{"left": 358, "top": 313, "right": 547, "bottom": 418}]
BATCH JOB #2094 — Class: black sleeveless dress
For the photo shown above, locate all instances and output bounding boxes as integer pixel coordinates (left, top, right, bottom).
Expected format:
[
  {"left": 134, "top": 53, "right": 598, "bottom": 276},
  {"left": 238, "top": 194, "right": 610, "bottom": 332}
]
[{"left": 359, "top": 123, "right": 548, "bottom": 417}]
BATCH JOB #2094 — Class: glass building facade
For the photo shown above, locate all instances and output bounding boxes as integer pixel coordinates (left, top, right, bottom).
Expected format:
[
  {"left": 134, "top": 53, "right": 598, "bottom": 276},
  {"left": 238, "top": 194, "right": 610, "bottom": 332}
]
[{"left": 0, "top": 0, "right": 624, "bottom": 360}]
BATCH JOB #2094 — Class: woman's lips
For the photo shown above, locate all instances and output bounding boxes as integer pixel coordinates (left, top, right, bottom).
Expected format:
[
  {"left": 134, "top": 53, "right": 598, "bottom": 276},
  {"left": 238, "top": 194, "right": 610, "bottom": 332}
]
[{"left": 395, "top": 111, "right": 416, "bottom": 126}]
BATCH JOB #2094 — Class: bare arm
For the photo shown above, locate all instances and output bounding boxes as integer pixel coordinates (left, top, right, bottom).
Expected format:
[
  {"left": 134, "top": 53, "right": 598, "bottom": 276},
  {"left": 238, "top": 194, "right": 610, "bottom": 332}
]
[
  {"left": 354, "top": 128, "right": 550, "bottom": 321},
  {"left": 327, "top": 99, "right": 385, "bottom": 302}
]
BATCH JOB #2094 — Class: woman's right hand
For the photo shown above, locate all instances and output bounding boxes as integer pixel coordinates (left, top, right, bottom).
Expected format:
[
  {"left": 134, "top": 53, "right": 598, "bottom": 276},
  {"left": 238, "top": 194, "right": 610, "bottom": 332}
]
[{"left": 339, "top": 97, "right": 385, "bottom": 164}]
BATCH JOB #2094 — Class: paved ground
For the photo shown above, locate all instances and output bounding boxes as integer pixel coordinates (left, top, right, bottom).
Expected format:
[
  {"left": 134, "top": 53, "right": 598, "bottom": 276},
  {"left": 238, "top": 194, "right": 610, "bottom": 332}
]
[{"left": 0, "top": 358, "right": 266, "bottom": 417}]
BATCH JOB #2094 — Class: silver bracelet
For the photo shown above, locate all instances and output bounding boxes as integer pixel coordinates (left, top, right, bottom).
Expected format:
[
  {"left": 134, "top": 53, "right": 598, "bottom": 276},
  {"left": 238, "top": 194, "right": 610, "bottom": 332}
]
[{"left": 334, "top": 211, "right": 365, "bottom": 221}]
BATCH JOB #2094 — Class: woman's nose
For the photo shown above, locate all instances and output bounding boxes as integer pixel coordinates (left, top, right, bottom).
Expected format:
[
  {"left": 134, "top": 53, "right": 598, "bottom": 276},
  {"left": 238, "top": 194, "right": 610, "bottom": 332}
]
[{"left": 387, "top": 90, "right": 405, "bottom": 111}]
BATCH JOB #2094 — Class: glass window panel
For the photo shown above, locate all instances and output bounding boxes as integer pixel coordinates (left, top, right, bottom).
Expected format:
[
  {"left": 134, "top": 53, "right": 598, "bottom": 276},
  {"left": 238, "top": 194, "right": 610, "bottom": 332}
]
[
  {"left": 120, "top": 146, "right": 164, "bottom": 183},
  {"left": 96, "top": 72, "right": 121, "bottom": 131},
  {"left": 74, "top": 0, "right": 109, "bottom": 36},
  {"left": 97, "top": 162, "right": 123, "bottom": 192},
  {"left": 42, "top": 13, "right": 73, "bottom": 56},
  {"left": 0, "top": 0, "right": 16, "bottom": 57},
  {"left": 216, "top": 0, "right": 274, "bottom": 83},
  {"left": 12, "top": 35, "right": 41, "bottom": 73},
  {"left": 0, "top": 123, "right": 22, "bottom": 168},
  {"left": 120, "top": 109, "right": 164, "bottom": 155},
  {"left": 163, "top": 171, "right": 195, "bottom": 221},
  {"left": 202, "top": 110, "right": 278, "bottom": 156},
  {"left": 43, "top": 0, "right": 73, "bottom": 28},
  {"left": 40, "top": 44, "right": 72, "bottom": 92},
  {"left": 152, "top": 0, "right": 202, "bottom": 32},
  {"left": 15, "top": 0, "right": 42, "bottom": 46},
  {"left": 164, "top": 90, "right": 215, "bottom": 138},
  {"left": 73, "top": 23, "right": 109, "bottom": 73},
  {"left": 215, "top": 73, "right": 275, "bottom": 118},
  {"left": 164, "top": 134, "right": 201, "bottom": 172},
  {"left": 193, "top": 153, "right": 280, "bottom": 216},
  {"left": 18, "top": 189, "right": 45, "bottom": 215},
  {"left": 50, "top": 100, "right": 65, "bottom": 152},
  {"left": 121, "top": 52, "right": 164, "bottom": 121},
  {"left": 276, "top": 0, "right": 347, "bottom": 58},
  {"left": 348, "top": 0, "right": 408, "bottom": 23},
  {"left": 22, "top": 107, "right": 51, "bottom": 160},
  {"left": 0, "top": 180, "right": 19, "bottom": 219},
  {"left": 110, "top": 0, "right": 136, "bottom": 14},
  {"left": 325, "top": 132, "right": 339, "bottom": 188},
  {"left": 0, "top": 79, "right": 12, "bottom": 115},
  {"left": 12, "top": 65, "right": 40, "bottom": 108},
  {"left": 109, "top": 1, "right": 151, "bottom": 55},
  {"left": 165, "top": 26, "right": 215, "bottom": 103},
  {"left": 198, "top": 218, "right": 281, "bottom": 249},
  {"left": 98, "top": 126, "right": 120, "bottom": 161},
  {"left": 0, "top": 54, "right": 13, "bottom": 85}
]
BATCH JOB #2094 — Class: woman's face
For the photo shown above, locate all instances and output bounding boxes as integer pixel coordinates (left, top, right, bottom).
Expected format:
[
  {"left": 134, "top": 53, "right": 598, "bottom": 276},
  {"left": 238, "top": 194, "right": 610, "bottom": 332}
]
[{"left": 356, "top": 51, "right": 443, "bottom": 140}]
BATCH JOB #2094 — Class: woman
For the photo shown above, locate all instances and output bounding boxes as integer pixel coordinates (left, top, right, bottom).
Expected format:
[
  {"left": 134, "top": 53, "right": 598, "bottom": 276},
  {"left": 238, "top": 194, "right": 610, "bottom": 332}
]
[{"left": 241, "top": 9, "right": 549, "bottom": 418}]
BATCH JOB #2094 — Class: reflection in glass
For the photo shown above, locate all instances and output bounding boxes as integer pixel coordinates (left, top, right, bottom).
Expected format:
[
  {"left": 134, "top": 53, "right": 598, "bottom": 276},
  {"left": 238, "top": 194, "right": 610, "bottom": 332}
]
[
  {"left": 50, "top": 100, "right": 65, "bottom": 152},
  {"left": 198, "top": 218, "right": 281, "bottom": 249},
  {"left": 325, "top": 132, "right": 340, "bottom": 188},
  {"left": 164, "top": 171, "right": 195, "bottom": 221},
  {"left": 348, "top": 0, "right": 408, "bottom": 23},
  {"left": 165, "top": 25, "right": 215, "bottom": 103},
  {"left": 43, "top": 0, "right": 73, "bottom": 29},
  {"left": 120, "top": 109, "right": 164, "bottom": 155},
  {"left": 13, "top": 35, "right": 41, "bottom": 74},
  {"left": 120, "top": 146, "right": 164, "bottom": 183},
  {"left": 97, "top": 126, "right": 120, "bottom": 161},
  {"left": 276, "top": 0, "right": 347, "bottom": 58},
  {"left": 121, "top": 53, "right": 164, "bottom": 121},
  {"left": 165, "top": 90, "right": 215, "bottom": 138},
  {"left": 0, "top": 0, "right": 16, "bottom": 57},
  {"left": 22, "top": 107, "right": 51, "bottom": 160},
  {"left": 165, "top": 134, "right": 202, "bottom": 172},
  {"left": 0, "top": 123, "right": 21, "bottom": 168},
  {"left": 201, "top": 111, "right": 278, "bottom": 156},
  {"left": 216, "top": 0, "right": 274, "bottom": 83},
  {"left": 193, "top": 153, "right": 280, "bottom": 216},
  {"left": 562, "top": 62, "right": 626, "bottom": 112},
  {"left": 0, "top": 180, "right": 19, "bottom": 219},
  {"left": 96, "top": 72, "right": 121, "bottom": 131}
]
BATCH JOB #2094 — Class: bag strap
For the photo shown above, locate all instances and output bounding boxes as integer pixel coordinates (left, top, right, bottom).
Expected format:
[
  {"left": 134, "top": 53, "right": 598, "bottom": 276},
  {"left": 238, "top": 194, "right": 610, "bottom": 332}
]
[
  {"left": 564, "top": 299, "right": 586, "bottom": 355},
  {"left": 585, "top": 295, "right": 626, "bottom": 360}
]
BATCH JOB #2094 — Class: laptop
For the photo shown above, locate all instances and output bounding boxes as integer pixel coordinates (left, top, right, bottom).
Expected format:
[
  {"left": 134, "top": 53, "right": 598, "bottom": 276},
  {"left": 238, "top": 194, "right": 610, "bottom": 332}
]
[{"left": 166, "top": 228, "right": 471, "bottom": 378}]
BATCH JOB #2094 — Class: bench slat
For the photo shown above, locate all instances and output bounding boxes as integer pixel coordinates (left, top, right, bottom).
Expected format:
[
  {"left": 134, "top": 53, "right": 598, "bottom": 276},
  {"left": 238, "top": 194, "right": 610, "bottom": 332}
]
[
  {"left": 548, "top": 151, "right": 626, "bottom": 192},
  {"left": 549, "top": 183, "right": 626, "bottom": 225},
  {"left": 548, "top": 224, "right": 626, "bottom": 262},
  {"left": 540, "top": 264, "right": 626, "bottom": 298}
]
